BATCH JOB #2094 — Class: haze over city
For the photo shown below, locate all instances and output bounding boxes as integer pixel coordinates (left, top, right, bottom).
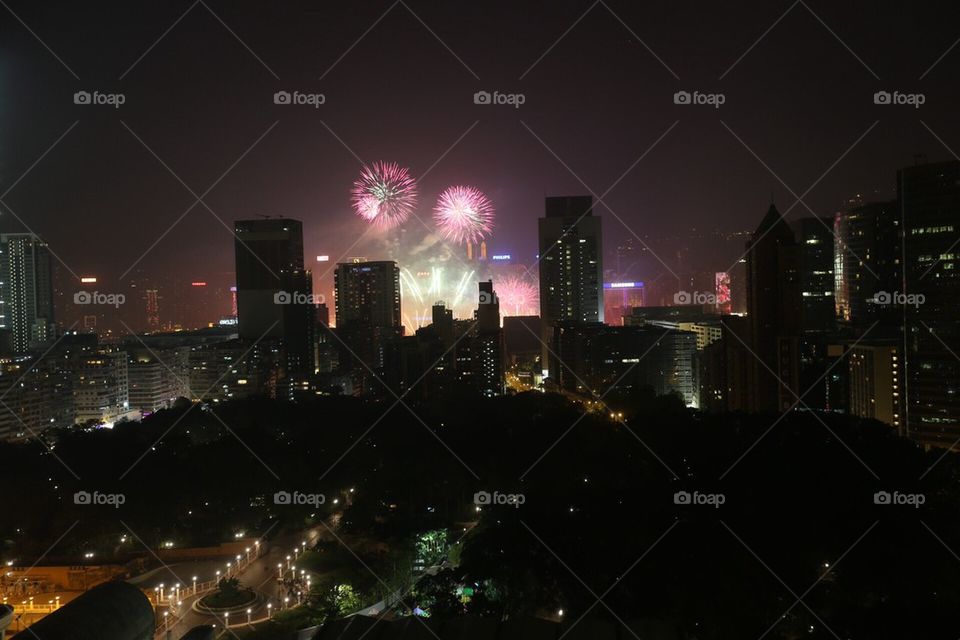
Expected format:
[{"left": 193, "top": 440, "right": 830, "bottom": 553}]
[{"left": 1, "top": 2, "right": 960, "bottom": 639}]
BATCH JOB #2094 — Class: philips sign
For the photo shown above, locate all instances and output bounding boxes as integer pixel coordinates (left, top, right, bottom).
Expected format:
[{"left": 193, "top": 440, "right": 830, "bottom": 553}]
[{"left": 491, "top": 254, "right": 511, "bottom": 262}]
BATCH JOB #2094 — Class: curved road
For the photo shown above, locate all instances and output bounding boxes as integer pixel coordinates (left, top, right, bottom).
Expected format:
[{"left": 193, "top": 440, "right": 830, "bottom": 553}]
[{"left": 161, "top": 525, "right": 326, "bottom": 638}]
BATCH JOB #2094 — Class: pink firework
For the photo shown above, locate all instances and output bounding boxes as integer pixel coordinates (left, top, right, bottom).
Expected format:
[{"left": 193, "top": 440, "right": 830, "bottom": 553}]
[
  {"left": 351, "top": 161, "right": 418, "bottom": 229},
  {"left": 433, "top": 185, "right": 494, "bottom": 245},
  {"left": 497, "top": 275, "right": 538, "bottom": 316}
]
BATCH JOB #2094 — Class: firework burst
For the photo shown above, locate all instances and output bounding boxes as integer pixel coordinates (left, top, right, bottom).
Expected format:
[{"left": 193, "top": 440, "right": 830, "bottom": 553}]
[
  {"left": 496, "top": 274, "right": 539, "bottom": 316},
  {"left": 351, "top": 161, "right": 418, "bottom": 229},
  {"left": 433, "top": 185, "right": 495, "bottom": 245}
]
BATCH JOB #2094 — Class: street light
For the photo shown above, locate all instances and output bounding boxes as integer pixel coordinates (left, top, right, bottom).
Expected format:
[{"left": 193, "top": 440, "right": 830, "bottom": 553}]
[
  {"left": 267, "top": 603, "right": 272, "bottom": 617},
  {"left": 224, "top": 612, "right": 229, "bottom": 628}
]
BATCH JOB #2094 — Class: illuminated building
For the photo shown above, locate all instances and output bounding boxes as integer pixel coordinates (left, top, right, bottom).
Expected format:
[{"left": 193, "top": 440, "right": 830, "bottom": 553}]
[
  {"left": 538, "top": 196, "right": 604, "bottom": 326},
  {"left": 900, "top": 161, "right": 960, "bottom": 441},
  {"left": 0, "top": 233, "right": 56, "bottom": 354},
  {"left": 335, "top": 260, "right": 401, "bottom": 329},
  {"left": 538, "top": 196, "right": 603, "bottom": 380},
  {"left": 552, "top": 322, "right": 698, "bottom": 407},
  {"left": 714, "top": 272, "right": 731, "bottom": 314},
  {"left": 73, "top": 351, "right": 138, "bottom": 427},
  {"left": 126, "top": 349, "right": 189, "bottom": 415},
  {"left": 144, "top": 289, "right": 160, "bottom": 330},
  {"left": 473, "top": 280, "right": 504, "bottom": 396},
  {"left": 334, "top": 260, "right": 402, "bottom": 394},
  {"left": 833, "top": 201, "right": 900, "bottom": 328},
  {"left": 603, "top": 281, "right": 645, "bottom": 327},
  {"left": 848, "top": 343, "right": 902, "bottom": 431}
]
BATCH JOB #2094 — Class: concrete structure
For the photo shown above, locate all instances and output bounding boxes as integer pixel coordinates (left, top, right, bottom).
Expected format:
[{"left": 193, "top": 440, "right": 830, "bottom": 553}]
[{"left": 0, "top": 233, "right": 55, "bottom": 354}]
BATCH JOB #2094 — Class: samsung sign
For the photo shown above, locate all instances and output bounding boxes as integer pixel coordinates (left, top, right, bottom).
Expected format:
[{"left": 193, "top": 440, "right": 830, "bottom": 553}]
[{"left": 604, "top": 281, "right": 644, "bottom": 289}]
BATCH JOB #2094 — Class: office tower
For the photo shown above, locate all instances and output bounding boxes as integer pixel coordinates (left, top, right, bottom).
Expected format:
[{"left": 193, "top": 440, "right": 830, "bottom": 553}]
[
  {"left": 474, "top": 280, "right": 504, "bottom": 397},
  {"left": 538, "top": 196, "right": 604, "bottom": 326},
  {"left": 793, "top": 217, "right": 837, "bottom": 410},
  {"left": 334, "top": 261, "right": 401, "bottom": 329},
  {"left": 552, "top": 322, "right": 698, "bottom": 407},
  {"left": 0, "top": 234, "right": 56, "bottom": 354},
  {"left": 899, "top": 161, "right": 960, "bottom": 441},
  {"left": 745, "top": 204, "right": 801, "bottom": 411},
  {"left": 145, "top": 289, "right": 160, "bottom": 331},
  {"left": 833, "top": 201, "right": 900, "bottom": 329},
  {"left": 795, "top": 218, "right": 835, "bottom": 333},
  {"left": 333, "top": 260, "right": 402, "bottom": 394},
  {"left": 848, "top": 343, "right": 902, "bottom": 431},
  {"left": 233, "top": 218, "right": 304, "bottom": 340}
]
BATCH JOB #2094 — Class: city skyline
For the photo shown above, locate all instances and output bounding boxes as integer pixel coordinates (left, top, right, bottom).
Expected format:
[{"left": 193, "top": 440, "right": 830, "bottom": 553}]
[{"left": 3, "top": 2, "right": 960, "bottom": 639}]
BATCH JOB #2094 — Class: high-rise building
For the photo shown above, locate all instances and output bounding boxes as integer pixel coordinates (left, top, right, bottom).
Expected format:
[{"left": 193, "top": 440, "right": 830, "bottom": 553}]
[
  {"left": 334, "top": 260, "right": 401, "bottom": 329},
  {"left": 144, "top": 289, "right": 160, "bottom": 331},
  {"left": 848, "top": 342, "right": 902, "bottom": 431},
  {"left": 538, "top": 196, "right": 604, "bottom": 326},
  {"left": 234, "top": 218, "right": 304, "bottom": 341},
  {"left": 745, "top": 204, "right": 801, "bottom": 411},
  {"left": 0, "top": 234, "right": 56, "bottom": 354},
  {"left": 538, "top": 196, "right": 603, "bottom": 380},
  {"left": 833, "top": 201, "right": 900, "bottom": 329},
  {"left": 899, "top": 161, "right": 960, "bottom": 441},
  {"left": 473, "top": 280, "right": 504, "bottom": 397},
  {"left": 333, "top": 260, "right": 402, "bottom": 394},
  {"left": 73, "top": 350, "right": 138, "bottom": 427}
]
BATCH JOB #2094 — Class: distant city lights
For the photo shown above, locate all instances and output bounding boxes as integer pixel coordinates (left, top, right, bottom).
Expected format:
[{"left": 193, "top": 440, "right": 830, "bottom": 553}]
[
  {"left": 317, "top": 255, "right": 329, "bottom": 262},
  {"left": 80, "top": 276, "right": 97, "bottom": 283}
]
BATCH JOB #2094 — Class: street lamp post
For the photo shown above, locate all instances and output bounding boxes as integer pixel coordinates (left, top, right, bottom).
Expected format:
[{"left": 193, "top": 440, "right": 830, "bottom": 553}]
[
  {"left": 192, "top": 576, "right": 197, "bottom": 594},
  {"left": 246, "top": 608, "right": 251, "bottom": 624}
]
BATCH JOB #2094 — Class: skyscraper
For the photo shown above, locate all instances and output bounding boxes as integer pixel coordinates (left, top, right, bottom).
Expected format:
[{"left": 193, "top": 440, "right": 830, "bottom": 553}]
[
  {"left": 538, "top": 196, "right": 603, "bottom": 379},
  {"left": 334, "top": 261, "right": 401, "bottom": 329},
  {"left": 833, "top": 201, "right": 900, "bottom": 330},
  {"left": 745, "top": 204, "right": 801, "bottom": 411},
  {"left": 0, "top": 233, "right": 56, "bottom": 354},
  {"left": 899, "top": 161, "right": 960, "bottom": 441},
  {"left": 538, "top": 196, "right": 604, "bottom": 326},
  {"left": 233, "top": 218, "right": 304, "bottom": 341},
  {"left": 473, "top": 280, "right": 504, "bottom": 397},
  {"left": 333, "top": 260, "right": 402, "bottom": 394}
]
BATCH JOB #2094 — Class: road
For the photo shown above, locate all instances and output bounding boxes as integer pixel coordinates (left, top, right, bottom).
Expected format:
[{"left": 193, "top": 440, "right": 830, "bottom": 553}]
[{"left": 161, "top": 524, "right": 327, "bottom": 638}]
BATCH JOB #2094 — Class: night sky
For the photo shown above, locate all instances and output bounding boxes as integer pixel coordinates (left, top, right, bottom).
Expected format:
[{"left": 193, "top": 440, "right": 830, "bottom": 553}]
[{"left": 2, "top": 0, "right": 958, "bottom": 307}]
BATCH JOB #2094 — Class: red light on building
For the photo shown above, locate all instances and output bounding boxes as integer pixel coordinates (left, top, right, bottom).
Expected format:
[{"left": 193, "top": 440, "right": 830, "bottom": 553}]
[{"left": 191, "top": 282, "right": 207, "bottom": 287}]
